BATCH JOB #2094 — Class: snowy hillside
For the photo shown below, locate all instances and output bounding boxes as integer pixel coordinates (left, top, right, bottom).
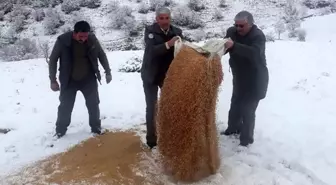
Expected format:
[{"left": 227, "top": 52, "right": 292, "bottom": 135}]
[
  {"left": 0, "top": 0, "right": 335, "bottom": 62},
  {"left": 1, "top": 13, "right": 336, "bottom": 185}
]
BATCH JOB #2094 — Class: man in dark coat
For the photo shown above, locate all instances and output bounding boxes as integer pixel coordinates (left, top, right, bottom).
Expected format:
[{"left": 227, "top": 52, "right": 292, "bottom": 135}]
[
  {"left": 48, "top": 21, "right": 112, "bottom": 138},
  {"left": 220, "top": 11, "right": 269, "bottom": 146},
  {"left": 141, "top": 7, "right": 183, "bottom": 149}
]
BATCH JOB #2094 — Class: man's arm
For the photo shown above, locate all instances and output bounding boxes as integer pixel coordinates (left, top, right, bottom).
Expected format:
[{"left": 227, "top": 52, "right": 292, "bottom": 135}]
[
  {"left": 93, "top": 34, "right": 111, "bottom": 74},
  {"left": 231, "top": 33, "right": 266, "bottom": 64},
  {"left": 176, "top": 29, "right": 183, "bottom": 40},
  {"left": 144, "top": 27, "right": 169, "bottom": 57},
  {"left": 49, "top": 38, "right": 61, "bottom": 82},
  {"left": 224, "top": 27, "right": 235, "bottom": 54}
]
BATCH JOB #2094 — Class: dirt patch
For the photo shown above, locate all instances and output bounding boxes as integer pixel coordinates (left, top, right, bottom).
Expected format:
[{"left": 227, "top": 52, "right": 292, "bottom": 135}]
[{"left": 4, "top": 131, "right": 163, "bottom": 185}]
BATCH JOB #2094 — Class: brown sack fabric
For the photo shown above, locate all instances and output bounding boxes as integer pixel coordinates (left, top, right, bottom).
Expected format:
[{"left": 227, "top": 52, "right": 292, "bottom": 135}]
[{"left": 156, "top": 44, "right": 223, "bottom": 183}]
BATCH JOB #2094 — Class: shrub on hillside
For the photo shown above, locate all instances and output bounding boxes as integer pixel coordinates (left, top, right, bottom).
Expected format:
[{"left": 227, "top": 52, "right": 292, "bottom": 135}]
[
  {"left": 80, "top": 0, "right": 102, "bottom": 8},
  {"left": 110, "top": 5, "right": 134, "bottom": 29},
  {"left": 331, "top": 2, "right": 336, "bottom": 12},
  {"left": 118, "top": 56, "right": 142, "bottom": 73},
  {"left": 284, "top": 0, "right": 301, "bottom": 38},
  {"left": 188, "top": 0, "right": 205, "bottom": 12},
  {"left": 162, "top": 0, "right": 174, "bottom": 6},
  {"left": 138, "top": 2, "right": 150, "bottom": 14},
  {"left": 219, "top": 0, "right": 227, "bottom": 8},
  {"left": 265, "top": 32, "right": 275, "bottom": 42},
  {"left": 61, "top": 0, "right": 81, "bottom": 14},
  {"left": 0, "top": 1, "right": 13, "bottom": 14},
  {"left": 297, "top": 29, "right": 306, "bottom": 41},
  {"left": 148, "top": 0, "right": 173, "bottom": 11},
  {"left": 32, "top": 8, "right": 45, "bottom": 22},
  {"left": 287, "top": 20, "right": 301, "bottom": 38},
  {"left": 0, "top": 38, "right": 39, "bottom": 61},
  {"left": 108, "top": 0, "right": 120, "bottom": 13},
  {"left": 31, "top": 0, "right": 62, "bottom": 8},
  {"left": 0, "top": 11, "right": 5, "bottom": 21},
  {"left": 213, "top": 9, "right": 223, "bottom": 20},
  {"left": 8, "top": 4, "right": 31, "bottom": 22},
  {"left": 172, "top": 6, "right": 205, "bottom": 29},
  {"left": 0, "top": 27, "right": 18, "bottom": 46},
  {"left": 12, "top": 15, "right": 26, "bottom": 32},
  {"left": 43, "top": 7, "right": 64, "bottom": 35},
  {"left": 302, "top": 0, "right": 331, "bottom": 9},
  {"left": 124, "top": 19, "right": 143, "bottom": 37}
]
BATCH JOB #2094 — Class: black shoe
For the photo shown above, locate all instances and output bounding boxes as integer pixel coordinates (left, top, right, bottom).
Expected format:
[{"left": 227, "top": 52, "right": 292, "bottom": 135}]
[
  {"left": 220, "top": 128, "right": 240, "bottom": 136},
  {"left": 54, "top": 132, "right": 65, "bottom": 139},
  {"left": 91, "top": 128, "right": 102, "bottom": 135},
  {"left": 239, "top": 139, "right": 254, "bottom": 147},
  {"left": 146, "top": 142, "right": 157, "bottom": 149}
]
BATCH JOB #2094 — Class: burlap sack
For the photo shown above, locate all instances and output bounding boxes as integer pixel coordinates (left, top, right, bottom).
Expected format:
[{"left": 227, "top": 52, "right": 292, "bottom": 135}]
[{"left": 156, "top": 38, "right": 226, "bottom": 182}]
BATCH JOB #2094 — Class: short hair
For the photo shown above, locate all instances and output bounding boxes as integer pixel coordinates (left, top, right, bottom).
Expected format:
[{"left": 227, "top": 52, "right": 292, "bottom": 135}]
[
  {"left": 74, "top": 21, "right": 91, "bottom": 33},
  {"left": 234, "top": 11, "right": 254, "bottom": 25},
  {"left": 155, "top": 6, "right": 171, "bottom": 17}
]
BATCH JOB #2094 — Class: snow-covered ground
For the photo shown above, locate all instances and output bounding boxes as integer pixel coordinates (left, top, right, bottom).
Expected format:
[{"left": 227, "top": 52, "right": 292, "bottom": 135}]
[{"left": 1, "top": 13, "right": 336, "bottom": 185}]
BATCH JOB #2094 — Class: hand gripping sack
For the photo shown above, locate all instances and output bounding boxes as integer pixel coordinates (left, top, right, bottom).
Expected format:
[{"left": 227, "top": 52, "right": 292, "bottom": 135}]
[{"left": 156, "top": 37, "right": 229, "bottom": 182}]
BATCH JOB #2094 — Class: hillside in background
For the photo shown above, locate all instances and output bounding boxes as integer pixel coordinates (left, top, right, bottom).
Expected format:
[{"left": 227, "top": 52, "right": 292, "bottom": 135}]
[{"left": 0, "top": 0, "right": 335, "bottom": 62}]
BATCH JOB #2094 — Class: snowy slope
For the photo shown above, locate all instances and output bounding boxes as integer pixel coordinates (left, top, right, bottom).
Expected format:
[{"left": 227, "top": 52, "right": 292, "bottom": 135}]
[
  {"left": 1, "top": 13, "right": 336, "bottom": 185},
  {"left": 0, "top": 0, "right": 329, "bottom": 56}
]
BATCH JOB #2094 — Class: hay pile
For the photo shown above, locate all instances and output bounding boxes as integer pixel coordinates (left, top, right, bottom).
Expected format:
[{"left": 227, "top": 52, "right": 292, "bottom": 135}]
[
  {"left": 3, "top": 131, "right": 154, "bottom": 185},
  {"left": 156, "top": 43, "right": 224, "bottom": 182}
]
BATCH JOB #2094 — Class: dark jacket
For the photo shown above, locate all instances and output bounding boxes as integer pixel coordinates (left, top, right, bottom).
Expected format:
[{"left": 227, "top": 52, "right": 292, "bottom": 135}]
[
  {"left": 48, "top": 31, "right": 111, "bottom": 89},
  {"left": 225, "top": 25, "right": 269, "bottom": 100},
  {"left": 141, "top": 23, "right": 183, "bottom": 86}
]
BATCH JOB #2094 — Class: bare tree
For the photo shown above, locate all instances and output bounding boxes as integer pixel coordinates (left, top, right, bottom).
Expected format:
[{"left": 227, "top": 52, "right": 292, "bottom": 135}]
[
  {"left": 38, "top": 39, "right": 50, "bottom": 63},
  {"left": 274, "top": 19, "right": 286, "bottom": 39}
]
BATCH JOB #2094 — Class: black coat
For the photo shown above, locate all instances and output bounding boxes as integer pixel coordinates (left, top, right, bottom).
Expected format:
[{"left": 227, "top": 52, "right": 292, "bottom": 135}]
[
  {"left": 141, "top": 23, "right": 183, "bottom": 86},
  {"left": 225, "top": 25, "right": 269, "bottom": 100},
  {"left": 48, "top": 31, "right": 111, "bottom": 89}
]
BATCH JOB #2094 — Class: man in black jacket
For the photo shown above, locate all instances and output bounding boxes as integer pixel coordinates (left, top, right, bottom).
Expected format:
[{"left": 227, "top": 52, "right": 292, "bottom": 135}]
[
  {"left": 141, "top": 7, "right": 183, "bottom": 149},
  {"left": 49, "top": 21, "right": 112, "bottom": 138},
  {"left": 221, "top": 11, "right": 269, "bottom": 146}
]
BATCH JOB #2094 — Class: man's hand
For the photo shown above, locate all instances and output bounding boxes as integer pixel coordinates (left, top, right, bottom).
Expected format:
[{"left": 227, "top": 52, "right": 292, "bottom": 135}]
[
  {"left": 106, "top": 73, "right": 112, "bottom": 84},
  {"left": 50, "top": 81, "right": 60, "bottom": 91},
  {"left": 224, "top": 38, "right": 234, "bottom": 49},
  {"left": 167, "top": 36, "right": 180, "bottom": 47}
]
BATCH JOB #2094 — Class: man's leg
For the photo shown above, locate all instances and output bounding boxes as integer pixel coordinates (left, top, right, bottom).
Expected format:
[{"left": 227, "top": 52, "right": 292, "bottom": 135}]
[
  {"left": 55, "top": 86, "right": 77, "bottom": 137},
  {"left": 80, "top": 77, "right": 101, "bottom": 134},
  {"left": 221, "top": 92, "right": 243, "bottom": 135},
  {"left": 239, "top": 98, "right": 260, "bottom": 146},
  {"left": 143, "top": 82, "right": 159, "bottom": 148}
]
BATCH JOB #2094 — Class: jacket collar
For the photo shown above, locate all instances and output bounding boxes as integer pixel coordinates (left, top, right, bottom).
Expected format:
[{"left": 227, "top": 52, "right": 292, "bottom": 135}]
[{"left": 152, "top": 23, "right": 176, "bottom": 36}]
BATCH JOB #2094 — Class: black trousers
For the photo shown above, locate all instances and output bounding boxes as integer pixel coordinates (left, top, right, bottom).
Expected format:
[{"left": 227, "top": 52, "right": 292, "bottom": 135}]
[
  {"left": 55, "top": 75, "right": 101, "bottom": 134},
  {"left": 227, "top": 91, "right": 260, "bottom": 143},
  {"left": 143, "top": 80, "right": 163, "bottom": 144}
]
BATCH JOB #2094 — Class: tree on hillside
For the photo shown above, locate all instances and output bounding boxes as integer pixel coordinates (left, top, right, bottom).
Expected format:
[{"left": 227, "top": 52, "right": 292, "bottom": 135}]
[
  {"left": 274, "top": 19, "right": 286, "bottom": 39},
  {"left": 284, "top": 0, "right": 301, "bottom": 38},
  {"left": 38, "top": 39, "right": 50, "bottom": 63}
]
